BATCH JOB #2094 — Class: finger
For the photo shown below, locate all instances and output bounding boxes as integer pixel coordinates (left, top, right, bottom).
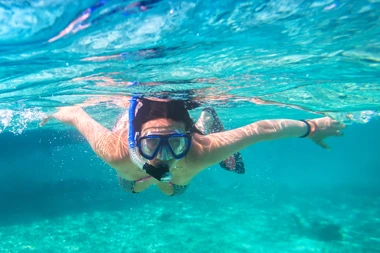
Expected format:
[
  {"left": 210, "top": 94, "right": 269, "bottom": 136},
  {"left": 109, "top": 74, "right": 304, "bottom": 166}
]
[
  {"left": 332, "top": 131, "right": 344, "bottom": 137},
  {"left": 316, "top": 140, "right": 330, "bottom": 150},
  {"left": 40, "top": 117, "right": 51, "bottom": 127},
  {"left": 333, "top": 122, "right": 346, "bottom": 129}
]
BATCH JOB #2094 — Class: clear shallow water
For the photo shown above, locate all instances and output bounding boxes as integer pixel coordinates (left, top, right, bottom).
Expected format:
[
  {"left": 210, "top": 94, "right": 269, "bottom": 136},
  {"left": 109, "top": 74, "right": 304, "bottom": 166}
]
[
  {"left": 1, "top": 0, "right": 379, "bottom": 132},
  {"left": 0, "top": 0, "right": 379, "bottom": 252}
]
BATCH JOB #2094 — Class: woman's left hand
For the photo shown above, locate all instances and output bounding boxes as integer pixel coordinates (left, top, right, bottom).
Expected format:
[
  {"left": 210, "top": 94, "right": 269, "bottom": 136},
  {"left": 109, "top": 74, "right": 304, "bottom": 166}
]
[{"left": 307, "top": 117, "right": 346, "bottom": 150}]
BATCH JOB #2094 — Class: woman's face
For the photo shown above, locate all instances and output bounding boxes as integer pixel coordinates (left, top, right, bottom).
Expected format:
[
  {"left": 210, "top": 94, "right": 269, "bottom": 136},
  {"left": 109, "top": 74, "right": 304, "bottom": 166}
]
[{"left": 140, "top": 118, "right": 187, "bottom": 168}]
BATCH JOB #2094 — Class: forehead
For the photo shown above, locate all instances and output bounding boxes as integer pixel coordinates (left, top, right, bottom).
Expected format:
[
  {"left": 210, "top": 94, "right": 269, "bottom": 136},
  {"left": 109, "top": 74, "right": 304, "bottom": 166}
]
[{"left": 141, "top": 118, "right": 186, "bottom": 134}]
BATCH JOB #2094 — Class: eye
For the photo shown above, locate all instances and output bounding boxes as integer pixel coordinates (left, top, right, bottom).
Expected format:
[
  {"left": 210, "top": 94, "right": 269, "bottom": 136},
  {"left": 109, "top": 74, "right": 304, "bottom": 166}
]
[
  {"left": 168, "top": 137, "right": 186, "bottom": 153},
  {"left": 169, "top": 138, "right": 181, "bottom": 148},
  {"left": 141, "top": 138, "right": 160, "bottom": 155}
]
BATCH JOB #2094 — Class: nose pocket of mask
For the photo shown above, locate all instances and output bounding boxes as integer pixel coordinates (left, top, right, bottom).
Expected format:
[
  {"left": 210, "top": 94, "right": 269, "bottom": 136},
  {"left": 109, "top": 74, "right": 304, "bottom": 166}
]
[{"left": 156, "top": 145, "right": 171, "bottom": 160}]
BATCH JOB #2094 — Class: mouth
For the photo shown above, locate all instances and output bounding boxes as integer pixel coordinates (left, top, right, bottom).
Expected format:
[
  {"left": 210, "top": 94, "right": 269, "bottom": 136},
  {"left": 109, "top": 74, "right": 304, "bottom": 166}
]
[
  {"left": 150, "top": 161, "right": 172, "bottom": 169},
  {"left": 143, "top": 162, "right": 172, "bottom": 182}
]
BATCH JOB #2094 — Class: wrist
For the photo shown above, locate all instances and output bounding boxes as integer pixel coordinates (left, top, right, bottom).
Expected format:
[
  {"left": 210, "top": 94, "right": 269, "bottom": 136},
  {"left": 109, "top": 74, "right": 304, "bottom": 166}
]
[
  {"left": 307, "top": 120, "right": 317, "bottom": 137},
  {"left": 299, "top": 120, "right": 317, "bottom": 138}
]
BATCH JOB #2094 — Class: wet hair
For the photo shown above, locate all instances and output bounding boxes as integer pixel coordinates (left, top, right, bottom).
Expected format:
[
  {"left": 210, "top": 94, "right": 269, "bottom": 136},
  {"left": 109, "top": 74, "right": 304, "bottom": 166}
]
[{"left": 132, "top": 98, "right": 203, "bottom": 134}]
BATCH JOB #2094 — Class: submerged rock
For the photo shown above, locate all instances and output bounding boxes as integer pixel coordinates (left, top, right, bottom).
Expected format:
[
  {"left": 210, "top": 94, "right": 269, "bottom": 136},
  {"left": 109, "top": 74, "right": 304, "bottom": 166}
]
[
  {"left": 291, "top": 214, "right": 343, "bottom": 242},
  {"left": 310, "top": 220, "right": 343, "bottom": 242}
]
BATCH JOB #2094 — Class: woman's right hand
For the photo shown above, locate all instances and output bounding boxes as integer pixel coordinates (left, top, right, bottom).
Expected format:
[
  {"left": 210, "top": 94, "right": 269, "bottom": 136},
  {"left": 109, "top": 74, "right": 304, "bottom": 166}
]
[
  {"left": 40, "top": 106, "right": 84, "bottom": 127},
  {"left": 307, "top": 117, "right": 346, "bottom": 150}
]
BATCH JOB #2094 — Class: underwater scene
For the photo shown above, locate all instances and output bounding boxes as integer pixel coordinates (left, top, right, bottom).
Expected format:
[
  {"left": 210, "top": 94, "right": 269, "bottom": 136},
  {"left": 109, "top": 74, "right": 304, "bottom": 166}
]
[{"left": 0, "top": 0, "right": 379, "bottom": 252}]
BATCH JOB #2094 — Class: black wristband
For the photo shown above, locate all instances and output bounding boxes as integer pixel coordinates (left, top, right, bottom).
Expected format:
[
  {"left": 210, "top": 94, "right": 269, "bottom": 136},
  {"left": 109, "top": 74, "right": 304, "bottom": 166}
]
[{"left": 299, "top": 120, "right": 311, "bottom": 138}]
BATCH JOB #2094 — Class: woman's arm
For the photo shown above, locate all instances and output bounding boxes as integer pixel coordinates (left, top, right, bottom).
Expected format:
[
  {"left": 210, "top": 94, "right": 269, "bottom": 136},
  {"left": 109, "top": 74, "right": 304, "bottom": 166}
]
[
  {"left": 192, "top": 117, "right": 345, "bottom": 169},
  {"left": 41, "top": 106, "right": 130, "bottom": 163}
]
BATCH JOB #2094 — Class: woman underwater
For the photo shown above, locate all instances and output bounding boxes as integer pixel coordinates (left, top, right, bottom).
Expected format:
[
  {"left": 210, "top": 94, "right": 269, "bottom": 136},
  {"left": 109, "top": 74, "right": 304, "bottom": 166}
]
[{"left": 41, "top": 97, "right": 345, "bottom": 196}]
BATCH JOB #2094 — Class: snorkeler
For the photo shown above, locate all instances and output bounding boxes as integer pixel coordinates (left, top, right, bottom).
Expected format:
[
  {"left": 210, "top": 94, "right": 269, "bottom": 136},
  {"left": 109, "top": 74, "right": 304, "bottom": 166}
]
[
  {"left": 112, "top": 99, "right": 245, "bottom": 175},
  {"left": 41, "top": 97, "right": 345, "bottom": 196}
]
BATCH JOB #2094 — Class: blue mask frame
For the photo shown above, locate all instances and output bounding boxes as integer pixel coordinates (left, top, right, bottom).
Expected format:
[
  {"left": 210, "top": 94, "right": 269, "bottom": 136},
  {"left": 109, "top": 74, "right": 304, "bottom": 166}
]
[{"left": 136, "top": 132, "right": 192, "bottom": 160}]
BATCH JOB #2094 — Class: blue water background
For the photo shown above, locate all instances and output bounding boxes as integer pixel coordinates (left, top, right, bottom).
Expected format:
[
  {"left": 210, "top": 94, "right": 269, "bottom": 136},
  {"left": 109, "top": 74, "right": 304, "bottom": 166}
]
[
  {"left": 0, "top": 0, "right": 379, "bottom": 251},
  {"left": 0, "top": 120, "right": 379, "bottom": 252}
]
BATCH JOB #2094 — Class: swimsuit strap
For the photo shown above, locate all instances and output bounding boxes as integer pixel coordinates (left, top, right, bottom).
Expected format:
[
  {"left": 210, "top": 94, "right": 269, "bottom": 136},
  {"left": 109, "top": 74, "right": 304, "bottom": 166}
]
[{"left": 135, "top": 176, "right": 153, "bottom": 183}]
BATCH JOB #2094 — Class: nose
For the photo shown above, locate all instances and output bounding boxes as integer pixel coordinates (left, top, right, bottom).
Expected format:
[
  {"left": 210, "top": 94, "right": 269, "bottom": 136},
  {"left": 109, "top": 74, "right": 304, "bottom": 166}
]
[{"left": 156, "top": 145, "right": 172, "bottom": 161}]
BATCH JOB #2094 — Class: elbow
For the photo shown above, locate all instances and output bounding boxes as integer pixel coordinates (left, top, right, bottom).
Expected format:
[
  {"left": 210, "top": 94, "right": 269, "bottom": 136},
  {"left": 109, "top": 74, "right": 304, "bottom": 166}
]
[{"left": 96, "top": 148, "right": 128, "bottom": 163}]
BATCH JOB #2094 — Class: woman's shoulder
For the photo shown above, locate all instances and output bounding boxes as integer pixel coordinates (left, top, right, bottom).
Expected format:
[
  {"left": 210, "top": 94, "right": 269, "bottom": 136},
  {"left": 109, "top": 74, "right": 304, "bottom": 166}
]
[{"left": 112, "top": 110, "right": 129, "bottom": 132}]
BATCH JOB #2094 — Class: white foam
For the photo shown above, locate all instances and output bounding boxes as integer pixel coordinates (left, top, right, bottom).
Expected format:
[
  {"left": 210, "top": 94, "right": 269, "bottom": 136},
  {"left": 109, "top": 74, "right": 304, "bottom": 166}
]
[
  {"left": 0, "top": 109, "right": 14, "bottom": 133},
  {"left": 0, "top": 108, "right": 47, "bottom": 134},
  {"left": 327, "top": 110, "right": 379, "bottom": 124}
]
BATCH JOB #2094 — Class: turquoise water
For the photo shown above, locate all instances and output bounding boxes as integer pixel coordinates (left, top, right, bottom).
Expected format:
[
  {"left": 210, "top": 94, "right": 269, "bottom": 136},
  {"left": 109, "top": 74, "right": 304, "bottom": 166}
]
[{"left": 0, "top": 0, "right": 379, "bottom": 252}]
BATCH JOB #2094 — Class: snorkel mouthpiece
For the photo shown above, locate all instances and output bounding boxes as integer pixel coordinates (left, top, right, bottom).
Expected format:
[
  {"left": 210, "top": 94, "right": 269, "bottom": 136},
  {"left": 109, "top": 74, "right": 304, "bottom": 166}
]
[{"left": 143, "top": 163, "right": 172, "bottom": 182}]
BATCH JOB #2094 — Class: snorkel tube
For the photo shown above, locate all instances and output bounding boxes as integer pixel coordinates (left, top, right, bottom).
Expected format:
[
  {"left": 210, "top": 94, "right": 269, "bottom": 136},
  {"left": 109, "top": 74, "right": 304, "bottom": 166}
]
[{"left": 128, "top": 96, "right": 172, "bottom": 182}]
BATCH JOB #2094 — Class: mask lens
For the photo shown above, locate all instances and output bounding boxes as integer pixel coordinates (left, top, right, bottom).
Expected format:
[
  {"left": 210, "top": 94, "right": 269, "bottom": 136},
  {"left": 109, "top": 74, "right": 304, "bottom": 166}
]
[
  {"left": 168, "top": 136, "right": 187, "bottom": 156},
  {"left": 140, "top": 137, "right": 161, "bottom": 157},
  {"left": 138, "top": 132, "right": 191, "bottom": 160}
]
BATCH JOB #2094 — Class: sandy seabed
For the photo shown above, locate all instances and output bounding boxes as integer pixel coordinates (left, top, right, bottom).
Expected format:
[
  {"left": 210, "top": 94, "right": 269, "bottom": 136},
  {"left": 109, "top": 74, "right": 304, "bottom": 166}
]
[{"left": 0, "top": 183, "right": 379, "bottom": 253}]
